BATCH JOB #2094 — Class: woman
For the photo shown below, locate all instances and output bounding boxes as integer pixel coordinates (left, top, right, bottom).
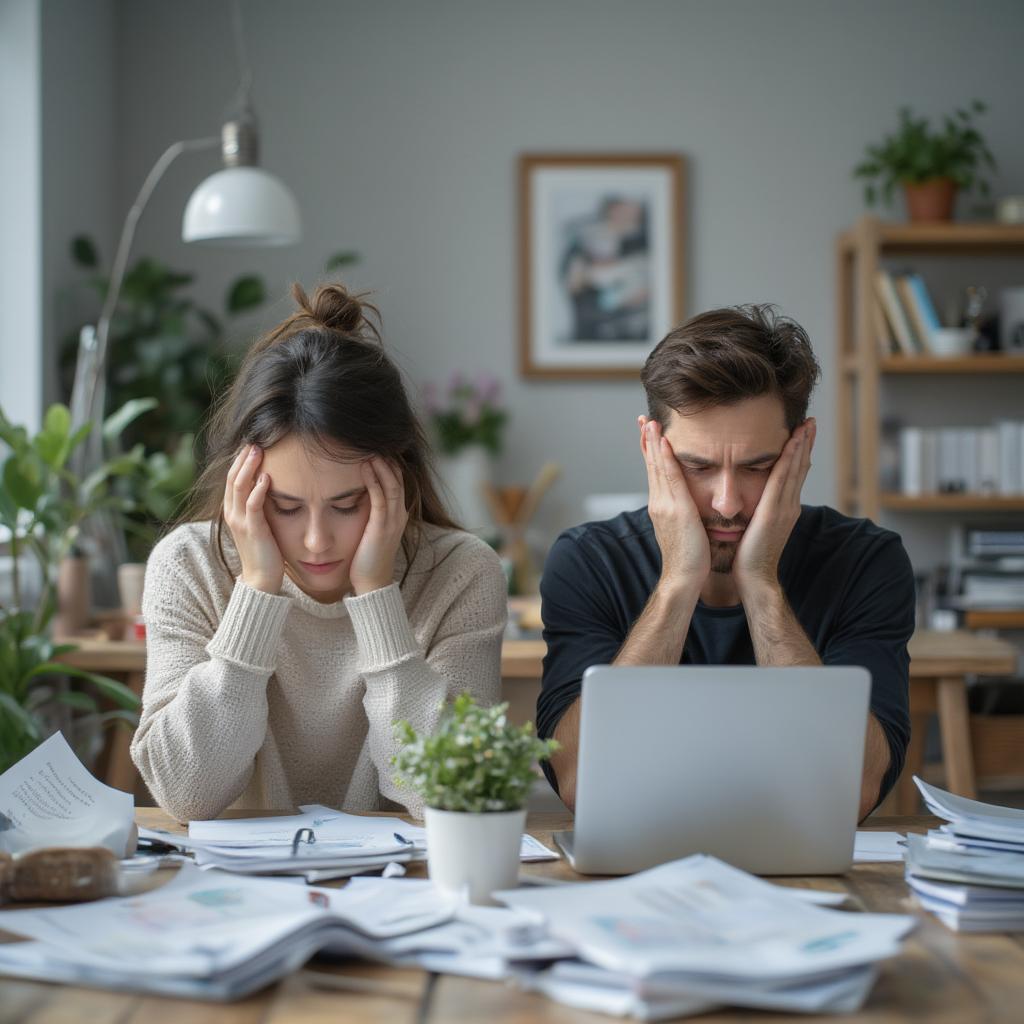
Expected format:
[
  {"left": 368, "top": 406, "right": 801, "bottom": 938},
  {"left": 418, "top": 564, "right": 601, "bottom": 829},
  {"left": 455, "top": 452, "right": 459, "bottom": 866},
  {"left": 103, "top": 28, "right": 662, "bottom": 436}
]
[{"left": 131, "top": 283, "right": 507, "bottom": 822}]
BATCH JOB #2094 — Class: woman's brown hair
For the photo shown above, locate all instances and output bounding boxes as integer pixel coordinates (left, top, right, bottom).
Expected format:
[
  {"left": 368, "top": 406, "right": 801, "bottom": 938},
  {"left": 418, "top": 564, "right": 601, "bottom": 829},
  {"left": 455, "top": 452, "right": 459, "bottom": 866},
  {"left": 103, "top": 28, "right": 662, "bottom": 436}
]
[
  {"left": 641, "top": 304, "right": 821, "bottom": 431},
  {"left": 183, "top": 281, "right": 459, "bottom": 580}
]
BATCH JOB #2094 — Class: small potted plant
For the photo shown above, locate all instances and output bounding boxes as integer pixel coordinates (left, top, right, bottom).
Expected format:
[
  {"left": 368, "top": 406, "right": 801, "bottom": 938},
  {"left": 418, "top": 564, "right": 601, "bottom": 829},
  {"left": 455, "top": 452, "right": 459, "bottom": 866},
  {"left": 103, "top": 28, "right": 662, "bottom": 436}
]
[
  {"left": 853, "top": 100, "right": 996, "bottom": 222},
  {"left": 392, "top": 694, "right": 558, "bottom": 904}
]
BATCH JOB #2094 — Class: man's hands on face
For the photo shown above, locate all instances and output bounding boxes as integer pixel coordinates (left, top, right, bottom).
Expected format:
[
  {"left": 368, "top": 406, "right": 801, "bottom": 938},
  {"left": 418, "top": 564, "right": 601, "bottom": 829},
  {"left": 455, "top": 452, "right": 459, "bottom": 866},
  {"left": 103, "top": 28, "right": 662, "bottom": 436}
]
[
  {"left": 640, "top": 417, "right": 711, "bottom": 596},
  {"left": 733, "top": 418, "right": 816, "bottom": 596}
]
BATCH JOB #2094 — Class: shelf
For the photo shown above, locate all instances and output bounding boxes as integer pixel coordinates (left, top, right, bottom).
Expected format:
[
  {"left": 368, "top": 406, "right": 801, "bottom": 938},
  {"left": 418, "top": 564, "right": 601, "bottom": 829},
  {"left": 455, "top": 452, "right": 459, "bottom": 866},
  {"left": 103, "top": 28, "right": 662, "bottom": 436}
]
[
  {"left": 880, "top": 355, "right": 1024, "bottom": 374},
  {"left": 880, "top": 494, "right": 1024, "bottom": 511},
  {"left": 841, "top": 353, "right": 1024, "bottom": 374},
  {"left": 838, "top": 218, "right": 1024, "bottom": 255},
  {"left": 964, "top": 610, "right": 1024, "bottom": 630}
]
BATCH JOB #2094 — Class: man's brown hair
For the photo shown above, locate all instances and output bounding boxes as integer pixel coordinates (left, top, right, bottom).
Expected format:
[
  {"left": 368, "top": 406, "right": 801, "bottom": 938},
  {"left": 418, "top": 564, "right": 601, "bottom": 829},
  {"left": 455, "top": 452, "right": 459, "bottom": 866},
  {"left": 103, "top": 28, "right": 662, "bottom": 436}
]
[{"left": 641, "top": 304, "right": 821, "bottom": 432}]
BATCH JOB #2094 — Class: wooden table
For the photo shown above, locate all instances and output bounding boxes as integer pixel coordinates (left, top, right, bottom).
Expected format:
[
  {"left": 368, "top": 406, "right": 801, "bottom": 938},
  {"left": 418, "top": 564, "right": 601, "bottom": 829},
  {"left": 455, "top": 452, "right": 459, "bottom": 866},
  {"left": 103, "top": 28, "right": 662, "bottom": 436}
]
[
  {"left": 897, "top": 630, "right": 1018, "bottom": 814},
  {"left": 3, "top": 809, "right": 1024, "bottom": 1022},
  {"left": 59, "top": 630, "right": 1018, "bottom": 815}
]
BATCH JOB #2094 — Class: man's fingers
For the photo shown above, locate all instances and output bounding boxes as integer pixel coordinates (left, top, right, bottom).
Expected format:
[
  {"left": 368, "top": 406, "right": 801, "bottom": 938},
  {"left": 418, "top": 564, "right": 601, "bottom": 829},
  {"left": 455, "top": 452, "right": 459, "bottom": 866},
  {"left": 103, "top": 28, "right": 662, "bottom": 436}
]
[
  {"left": 643, "top": 421, "right": 663, "bottom": 500},
  {"left": 796, "top": 419, "right": 815, "bottom": 492}
]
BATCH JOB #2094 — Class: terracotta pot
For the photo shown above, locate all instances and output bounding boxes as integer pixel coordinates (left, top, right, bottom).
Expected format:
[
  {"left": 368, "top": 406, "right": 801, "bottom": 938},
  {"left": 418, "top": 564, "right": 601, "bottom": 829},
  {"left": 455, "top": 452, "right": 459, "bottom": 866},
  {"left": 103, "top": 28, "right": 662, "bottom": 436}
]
[{"left": 903, "top": 178, "right": 957, "bottom": 222}]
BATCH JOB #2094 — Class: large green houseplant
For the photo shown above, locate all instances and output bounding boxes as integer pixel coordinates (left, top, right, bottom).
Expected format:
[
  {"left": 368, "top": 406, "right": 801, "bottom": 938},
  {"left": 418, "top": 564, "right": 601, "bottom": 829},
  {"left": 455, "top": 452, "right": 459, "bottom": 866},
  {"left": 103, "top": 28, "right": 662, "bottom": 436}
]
[
  {"left": 0, "top": 401, "right": 147, "bottom": 773},
  {"left": 393, "top": 694, "right": 557, "bottom": 904},
  {"left": 853, "top": 100, "right": 996, "bottom": 222}
]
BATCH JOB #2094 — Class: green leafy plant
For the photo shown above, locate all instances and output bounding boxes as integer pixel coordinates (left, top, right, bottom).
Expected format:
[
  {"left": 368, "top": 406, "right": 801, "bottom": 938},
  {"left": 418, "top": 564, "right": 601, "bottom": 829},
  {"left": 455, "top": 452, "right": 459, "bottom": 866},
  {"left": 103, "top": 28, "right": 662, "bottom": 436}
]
[
  {"left": 392, "top": 694, "right": 558, "bottom": 813},
  {"left": 0, "top": 401, "right": 145, "bottom": 771},
  {"left": 853, "top": 100, "right": 996, "bottom": 207},
  {"left": 423, "top": 373, "right": 508, "bottom": 456}
]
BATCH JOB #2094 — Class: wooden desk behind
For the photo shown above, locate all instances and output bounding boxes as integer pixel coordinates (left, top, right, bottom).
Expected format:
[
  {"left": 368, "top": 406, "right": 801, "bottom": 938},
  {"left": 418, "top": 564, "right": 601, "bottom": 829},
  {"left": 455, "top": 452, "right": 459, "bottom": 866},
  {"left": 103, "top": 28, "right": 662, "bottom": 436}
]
[
  {"left": 4, "top": 809, "right": 1024, "bottom": 1022},
  {"left": 60, "top": 630, "right": 1018, "bottom": 813}
]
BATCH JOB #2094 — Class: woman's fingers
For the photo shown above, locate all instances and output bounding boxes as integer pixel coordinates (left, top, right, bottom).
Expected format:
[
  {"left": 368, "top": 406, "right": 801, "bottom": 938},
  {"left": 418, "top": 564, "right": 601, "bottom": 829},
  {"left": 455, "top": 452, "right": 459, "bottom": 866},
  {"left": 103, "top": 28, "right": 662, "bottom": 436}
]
[
  {"left": 228, "top": 445, "right": 262, "bottom": 523},
  {"left": 245, "top": 471, "right": 270, "bottom": 521},
  {"left": 371, "top": 457, "right": 405, "bottom": 506},
  {"left": 362, "top": 459, "right": 387, "bottom": 518},
  {"left": 224, "top": 445, "right": 251, "bottom": 521}
]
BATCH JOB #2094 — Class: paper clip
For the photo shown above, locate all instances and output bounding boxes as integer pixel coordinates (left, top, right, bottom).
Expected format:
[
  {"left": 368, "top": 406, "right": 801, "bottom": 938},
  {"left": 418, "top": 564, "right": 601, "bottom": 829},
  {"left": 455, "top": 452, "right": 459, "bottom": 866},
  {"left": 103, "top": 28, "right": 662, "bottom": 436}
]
[{"left": 291, "top": 827, "right": 316, "bottom": 855}]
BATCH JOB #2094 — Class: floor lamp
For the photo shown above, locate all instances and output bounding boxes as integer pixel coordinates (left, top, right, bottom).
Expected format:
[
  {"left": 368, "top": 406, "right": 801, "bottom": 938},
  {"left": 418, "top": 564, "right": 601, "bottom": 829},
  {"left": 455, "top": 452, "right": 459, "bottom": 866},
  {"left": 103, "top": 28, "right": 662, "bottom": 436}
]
[
  {"left": 67, "top": 7, "right": 301, "bottom": 601},
  {"left": 68, "top": 114, "right": 301, "bottom": 478}
]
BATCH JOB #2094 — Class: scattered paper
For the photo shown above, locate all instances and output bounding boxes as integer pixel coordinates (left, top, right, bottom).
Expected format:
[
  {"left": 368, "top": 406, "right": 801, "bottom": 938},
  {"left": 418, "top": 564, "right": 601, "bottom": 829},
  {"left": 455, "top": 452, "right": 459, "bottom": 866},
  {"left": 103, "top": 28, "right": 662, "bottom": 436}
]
[
  {"left": 0, "top": 732, "right": 134, "bottom": 856},
  {"left": 854, "top": 831, "right": 905, "bottom": 862}
]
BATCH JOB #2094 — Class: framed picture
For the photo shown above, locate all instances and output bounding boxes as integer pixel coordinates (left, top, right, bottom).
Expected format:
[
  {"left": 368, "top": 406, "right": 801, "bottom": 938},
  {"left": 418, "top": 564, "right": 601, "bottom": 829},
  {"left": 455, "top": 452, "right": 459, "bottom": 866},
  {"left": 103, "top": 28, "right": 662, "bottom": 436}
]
[{"left": 519, "top": 153, "right": 686, "bottom": 379}]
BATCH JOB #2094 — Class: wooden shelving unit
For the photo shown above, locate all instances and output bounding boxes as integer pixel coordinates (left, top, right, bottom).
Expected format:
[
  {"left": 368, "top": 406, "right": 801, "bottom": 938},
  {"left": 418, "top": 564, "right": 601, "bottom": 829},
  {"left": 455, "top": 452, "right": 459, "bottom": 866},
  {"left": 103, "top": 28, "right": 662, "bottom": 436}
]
[
  {"left": 835, "top": 216, "right": 1024, "bottom": 519},
  {"left": 880, "top": 495, "right": 1024, "bottom": 512},
  {"left": 964, "top": 610, "right": 1024, "bottom": 630}
]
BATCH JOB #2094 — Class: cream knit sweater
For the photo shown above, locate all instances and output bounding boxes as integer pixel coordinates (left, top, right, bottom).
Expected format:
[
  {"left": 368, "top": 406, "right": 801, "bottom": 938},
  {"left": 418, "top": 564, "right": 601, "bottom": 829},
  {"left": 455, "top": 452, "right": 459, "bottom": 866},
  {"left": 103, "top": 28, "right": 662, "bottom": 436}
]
[{"left": 130, "top": 521, "right": 507, "bottom": 822}]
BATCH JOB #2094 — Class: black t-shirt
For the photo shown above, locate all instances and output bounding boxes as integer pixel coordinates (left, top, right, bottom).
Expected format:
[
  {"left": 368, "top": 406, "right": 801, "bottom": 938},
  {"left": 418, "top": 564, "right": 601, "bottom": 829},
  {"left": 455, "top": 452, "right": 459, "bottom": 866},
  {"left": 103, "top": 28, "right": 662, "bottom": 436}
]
[{"left": 537, "top": 505, "right": 914, "bottom": 803}]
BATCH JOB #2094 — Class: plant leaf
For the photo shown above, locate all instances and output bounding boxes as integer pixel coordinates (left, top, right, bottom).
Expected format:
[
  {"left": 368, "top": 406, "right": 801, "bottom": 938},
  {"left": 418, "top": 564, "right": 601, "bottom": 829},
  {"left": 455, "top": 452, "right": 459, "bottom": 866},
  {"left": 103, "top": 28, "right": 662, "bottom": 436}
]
[
  {"left": 71, "top": 235, "right": 99, "bottom": 268},
  {"left": 102, "top": 397, "right": 159, "bottom": 443},
  {"left": 325, "top": 251, "right": 361, "bottom": 272},
  {"left": 226, "top": 275, "right": 266, "bottom": 314}
]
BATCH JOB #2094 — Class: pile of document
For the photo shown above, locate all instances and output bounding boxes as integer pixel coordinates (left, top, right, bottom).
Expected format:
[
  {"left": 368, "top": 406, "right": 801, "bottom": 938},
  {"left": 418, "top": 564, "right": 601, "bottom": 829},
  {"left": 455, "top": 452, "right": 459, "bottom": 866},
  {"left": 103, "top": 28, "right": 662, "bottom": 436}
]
[
  {"left": 140, "top": 807, "right": 556, "bottom": 882},
  {"left": 496, "top": 855, "right": 915, "bottom": 1019},
  {"left": 906, "top": 777, "right": 1024, "bottom": 932},
  {"left": 0, "top": 854, "right": 914, "bottom": 1014}
]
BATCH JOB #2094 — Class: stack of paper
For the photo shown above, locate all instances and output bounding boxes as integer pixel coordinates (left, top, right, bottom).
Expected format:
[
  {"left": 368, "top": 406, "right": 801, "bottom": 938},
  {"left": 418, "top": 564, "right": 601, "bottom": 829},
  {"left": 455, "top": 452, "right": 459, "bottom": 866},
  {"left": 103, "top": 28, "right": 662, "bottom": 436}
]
[
  {"left": 139, "top": 805, "right": 556, "bottom": 882},
  {"left": 906, "top": 777, "right": 1024, "bottom": 931},
  {"left": 496, "top": 854, "right": 915, "bottom": 1019}
]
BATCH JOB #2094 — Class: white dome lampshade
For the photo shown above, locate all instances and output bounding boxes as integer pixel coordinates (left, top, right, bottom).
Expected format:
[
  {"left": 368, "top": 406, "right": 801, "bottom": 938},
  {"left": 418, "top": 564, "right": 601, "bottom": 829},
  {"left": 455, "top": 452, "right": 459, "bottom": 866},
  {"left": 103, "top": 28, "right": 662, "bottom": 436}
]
[{"left": 182, "top": 165, "right": 301, "bottom": 246}]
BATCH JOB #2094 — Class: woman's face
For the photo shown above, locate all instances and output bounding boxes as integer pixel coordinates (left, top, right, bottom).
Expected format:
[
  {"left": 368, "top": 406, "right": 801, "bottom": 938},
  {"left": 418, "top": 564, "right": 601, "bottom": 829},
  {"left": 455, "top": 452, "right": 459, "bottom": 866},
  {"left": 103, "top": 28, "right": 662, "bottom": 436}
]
[{"left": 258, "top": 434, "right": 373, "bottom": 603}]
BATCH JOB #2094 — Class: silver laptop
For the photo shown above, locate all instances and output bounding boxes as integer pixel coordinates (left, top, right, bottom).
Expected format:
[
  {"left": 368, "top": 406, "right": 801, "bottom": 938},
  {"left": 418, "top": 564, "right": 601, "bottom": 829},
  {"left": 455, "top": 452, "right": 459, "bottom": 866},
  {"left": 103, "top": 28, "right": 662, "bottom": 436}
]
[{"left": 554, "top": 665, "right": 871, "bottom": 876}]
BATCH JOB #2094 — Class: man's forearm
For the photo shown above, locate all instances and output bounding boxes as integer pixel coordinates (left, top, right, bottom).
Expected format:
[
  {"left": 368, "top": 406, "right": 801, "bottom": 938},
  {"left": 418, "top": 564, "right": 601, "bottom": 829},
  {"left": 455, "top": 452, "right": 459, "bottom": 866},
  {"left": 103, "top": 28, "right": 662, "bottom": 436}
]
[
  {"left": 859, "top": 713, "right": 891, "bottom": 821},
  {"left": 549, "top": 581, "right": 701, "bottom": 811},
  {"left": 614, "top": 581, "right": 701, "bottom": 666},
  {"left": 741, "top": 581, "right": 821, "bottom": 667},
  {"left": 743, "top": 581, "right": 892, "bottom": 821}
]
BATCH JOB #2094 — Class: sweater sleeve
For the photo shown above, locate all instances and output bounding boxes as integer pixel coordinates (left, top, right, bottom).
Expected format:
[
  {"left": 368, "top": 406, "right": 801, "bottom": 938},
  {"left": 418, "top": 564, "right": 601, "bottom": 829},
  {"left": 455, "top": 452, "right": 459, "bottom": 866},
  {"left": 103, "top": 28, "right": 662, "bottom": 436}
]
[
  {"left": 343, "top": 542, "right": 507, "bottom": 818},
  {"left": 130, "top": 532, "right": 292, "bottom": 822}
]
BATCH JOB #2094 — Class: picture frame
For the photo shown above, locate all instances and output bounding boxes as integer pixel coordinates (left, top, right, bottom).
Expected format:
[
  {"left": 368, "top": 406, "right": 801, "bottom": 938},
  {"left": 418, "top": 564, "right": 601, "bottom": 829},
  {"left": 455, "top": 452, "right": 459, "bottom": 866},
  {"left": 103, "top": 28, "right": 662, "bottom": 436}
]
[{"left": 519, "top": 153, "right": 686, "bottom": 379}]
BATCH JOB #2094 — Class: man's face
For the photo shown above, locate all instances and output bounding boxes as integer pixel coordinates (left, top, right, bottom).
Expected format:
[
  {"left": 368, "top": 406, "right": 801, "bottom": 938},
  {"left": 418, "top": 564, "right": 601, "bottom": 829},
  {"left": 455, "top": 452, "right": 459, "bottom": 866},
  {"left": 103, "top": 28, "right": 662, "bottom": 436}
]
[{"left": 661, "top": 395, "right": 791, "bottom": 573}]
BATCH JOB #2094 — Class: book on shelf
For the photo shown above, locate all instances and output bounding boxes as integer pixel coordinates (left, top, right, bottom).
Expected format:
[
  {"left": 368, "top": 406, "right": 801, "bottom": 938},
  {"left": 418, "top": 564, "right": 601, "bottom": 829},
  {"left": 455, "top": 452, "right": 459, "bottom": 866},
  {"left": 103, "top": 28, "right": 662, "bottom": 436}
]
[
  {"left": 874, "top": 270, "right": 917, "bottom": 356},
  {"left": 895, "top": 275, "right": 930, "bottom": 354},
  {"left": 899, "top": 421, "right": 1024, "bottom": 497},
  {"left": 903, "top": 273, "right": 942, "bottom": 341},
  {"left": 872, "top": 299, "right": 897, "bottom": 357}
]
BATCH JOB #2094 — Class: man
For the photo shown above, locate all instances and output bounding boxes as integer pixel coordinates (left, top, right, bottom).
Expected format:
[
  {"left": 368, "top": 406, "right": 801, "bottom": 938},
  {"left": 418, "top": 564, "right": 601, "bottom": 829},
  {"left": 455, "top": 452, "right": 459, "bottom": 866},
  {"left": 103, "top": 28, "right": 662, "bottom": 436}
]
[{"left": 537, "top": 305, "right": 913, "bottom": 821}]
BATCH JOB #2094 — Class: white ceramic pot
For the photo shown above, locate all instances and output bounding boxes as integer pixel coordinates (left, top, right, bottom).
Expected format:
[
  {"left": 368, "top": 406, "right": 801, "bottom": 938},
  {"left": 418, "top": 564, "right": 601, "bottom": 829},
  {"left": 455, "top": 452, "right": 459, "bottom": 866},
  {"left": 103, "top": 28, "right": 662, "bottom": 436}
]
[
  {"left": 929, "top": 327, "right": 974, "bottom": 357},
  {"left": 423, "top": 806, "right": 525, "bottom": 905},
  {"left": 438, "top": 445, "right": 492, "bottom": 533}
]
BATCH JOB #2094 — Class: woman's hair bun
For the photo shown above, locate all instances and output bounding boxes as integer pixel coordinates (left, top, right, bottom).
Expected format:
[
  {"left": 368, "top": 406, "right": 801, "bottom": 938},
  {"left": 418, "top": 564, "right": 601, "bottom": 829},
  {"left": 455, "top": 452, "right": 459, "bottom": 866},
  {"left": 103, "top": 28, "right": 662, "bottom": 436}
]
[{"left": 290, "top": 281, "right": 380, "bottom": 341}]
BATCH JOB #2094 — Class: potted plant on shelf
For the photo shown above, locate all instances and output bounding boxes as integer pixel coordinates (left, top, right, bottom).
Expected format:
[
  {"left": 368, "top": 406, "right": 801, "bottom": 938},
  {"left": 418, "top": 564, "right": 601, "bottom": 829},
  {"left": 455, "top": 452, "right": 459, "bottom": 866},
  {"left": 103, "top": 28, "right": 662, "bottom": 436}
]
[
  {"left": 392, "top": 694, "right": 558, "bottom": 905},
  {"left": 0, "top": 401, "right": 146, "bottom": 773},
  {"left": 853, "top": 100, "right": 996, "bottom": 222},
  {"left": 424, "top": 374, "right": 508, "bottom": 533}
]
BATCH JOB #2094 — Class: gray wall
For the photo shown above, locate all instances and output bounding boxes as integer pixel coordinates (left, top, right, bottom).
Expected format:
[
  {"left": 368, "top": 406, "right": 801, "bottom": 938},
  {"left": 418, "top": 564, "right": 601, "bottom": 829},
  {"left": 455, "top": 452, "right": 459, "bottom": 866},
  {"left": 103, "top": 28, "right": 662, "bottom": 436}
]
[
  {"left": 0, "top": 0, "right": 43, "bottom": 431},
  {"left": 56, "top": 0, "right": 1024, "bottom": 564},
  {"left": 42, "top": 0, "right": 117, "bottom": 407}
]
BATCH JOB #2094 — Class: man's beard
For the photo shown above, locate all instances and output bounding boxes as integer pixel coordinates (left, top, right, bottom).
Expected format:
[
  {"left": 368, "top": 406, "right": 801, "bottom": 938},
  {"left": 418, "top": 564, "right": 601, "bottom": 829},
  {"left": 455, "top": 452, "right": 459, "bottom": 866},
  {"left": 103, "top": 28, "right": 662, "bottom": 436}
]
[{"left": 705, "top": 515, "right": 748, "bottom": 574}]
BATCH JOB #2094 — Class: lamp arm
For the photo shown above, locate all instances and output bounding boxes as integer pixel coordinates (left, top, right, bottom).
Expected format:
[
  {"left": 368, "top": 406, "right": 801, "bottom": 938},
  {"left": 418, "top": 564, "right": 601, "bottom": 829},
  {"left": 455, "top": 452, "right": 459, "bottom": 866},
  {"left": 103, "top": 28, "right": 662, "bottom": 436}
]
[{"left": 70, "top": 134, "right": 221, "bottom": 453}]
